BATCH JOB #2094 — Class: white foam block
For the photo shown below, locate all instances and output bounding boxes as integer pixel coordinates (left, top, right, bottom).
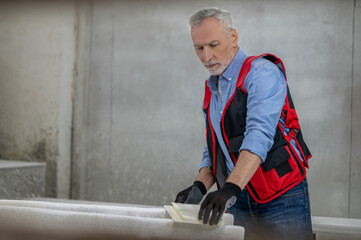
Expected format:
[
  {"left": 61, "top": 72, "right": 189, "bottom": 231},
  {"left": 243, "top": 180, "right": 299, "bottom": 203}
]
[{"left": 165, "top": 202, "right": 233, "bottom": 226}]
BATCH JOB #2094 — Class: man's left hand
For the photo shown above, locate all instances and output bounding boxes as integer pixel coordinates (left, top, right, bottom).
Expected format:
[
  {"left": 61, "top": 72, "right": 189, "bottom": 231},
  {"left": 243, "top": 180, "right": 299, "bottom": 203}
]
[{"left": 198, "top": 182, "right": 242, "bottom": 226}]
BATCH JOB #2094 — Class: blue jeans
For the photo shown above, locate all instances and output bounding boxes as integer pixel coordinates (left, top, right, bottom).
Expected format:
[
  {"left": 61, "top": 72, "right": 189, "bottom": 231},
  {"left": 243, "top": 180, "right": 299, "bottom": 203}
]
[{"left": 229, "top": 178, "right": 313, "bottom": 240}]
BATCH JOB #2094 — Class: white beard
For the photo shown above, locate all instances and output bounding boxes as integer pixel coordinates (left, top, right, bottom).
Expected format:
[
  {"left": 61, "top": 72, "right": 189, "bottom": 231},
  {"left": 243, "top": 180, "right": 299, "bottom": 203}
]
[{"left": 204, "top": 48, "right": 235, "bottom": 76}]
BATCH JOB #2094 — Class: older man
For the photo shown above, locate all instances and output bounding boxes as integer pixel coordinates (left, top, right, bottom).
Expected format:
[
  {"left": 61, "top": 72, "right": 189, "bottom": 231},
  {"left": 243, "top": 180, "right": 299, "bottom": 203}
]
[{"left": 175, "top": 7, "right": 313, "bottom": 240}]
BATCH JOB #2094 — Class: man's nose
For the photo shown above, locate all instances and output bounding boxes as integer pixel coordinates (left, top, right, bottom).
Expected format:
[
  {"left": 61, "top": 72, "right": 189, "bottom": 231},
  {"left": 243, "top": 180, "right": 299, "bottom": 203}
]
[{"left": 202, "top": 46, "right": 213, "bottom": 62}]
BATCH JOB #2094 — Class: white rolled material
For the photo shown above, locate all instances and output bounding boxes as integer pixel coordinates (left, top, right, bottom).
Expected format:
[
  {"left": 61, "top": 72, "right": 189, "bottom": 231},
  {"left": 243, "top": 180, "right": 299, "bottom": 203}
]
[
  {"left": 312, "top": 216, "right": 361, "bottom": 236},
  {"left": 0, "top": 200, "right": 244, "bottom": 240},
  {"left": 0, "top": 199, "right": 168, "bottom": 218}
]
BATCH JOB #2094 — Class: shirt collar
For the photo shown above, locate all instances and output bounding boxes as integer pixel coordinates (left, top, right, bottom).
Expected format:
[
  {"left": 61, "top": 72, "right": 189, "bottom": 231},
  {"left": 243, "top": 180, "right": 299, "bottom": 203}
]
[{"left": 207, "top": 48, "right": 249, "bottom": 93}]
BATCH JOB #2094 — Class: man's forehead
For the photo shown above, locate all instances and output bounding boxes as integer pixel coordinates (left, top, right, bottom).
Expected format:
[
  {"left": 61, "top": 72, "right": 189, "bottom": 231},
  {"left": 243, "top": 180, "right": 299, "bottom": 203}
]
[{"left": 191, "top": 18, "right": 227, "bottom": 44}]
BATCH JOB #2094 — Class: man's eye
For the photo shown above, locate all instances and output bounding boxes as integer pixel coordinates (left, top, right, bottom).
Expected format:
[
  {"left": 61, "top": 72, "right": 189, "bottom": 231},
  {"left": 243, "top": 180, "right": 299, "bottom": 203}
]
[
  {"left": 196, "top": 46, "right": 203, "bottom": 50},
  {"left": 210, "top": 44, "right": 219, "bottom": 48}
]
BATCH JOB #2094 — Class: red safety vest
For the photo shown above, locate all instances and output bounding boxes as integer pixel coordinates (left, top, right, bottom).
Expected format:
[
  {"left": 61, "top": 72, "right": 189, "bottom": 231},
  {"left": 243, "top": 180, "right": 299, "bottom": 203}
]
[{"left": 203, "top": 54, "right": 312, "bottom": 204}]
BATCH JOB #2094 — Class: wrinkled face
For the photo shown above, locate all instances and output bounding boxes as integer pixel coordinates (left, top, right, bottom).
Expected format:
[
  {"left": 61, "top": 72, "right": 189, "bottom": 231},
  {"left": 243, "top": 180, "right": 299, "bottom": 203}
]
[{"left": 191, "top": 17, "right": 238, "bottom": 75}]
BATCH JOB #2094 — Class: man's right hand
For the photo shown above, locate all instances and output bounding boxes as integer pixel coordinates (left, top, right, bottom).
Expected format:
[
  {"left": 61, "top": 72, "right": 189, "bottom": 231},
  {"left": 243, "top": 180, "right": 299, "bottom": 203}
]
[{"left": 174, "top": 181, "right": 207, "bottom": 204}]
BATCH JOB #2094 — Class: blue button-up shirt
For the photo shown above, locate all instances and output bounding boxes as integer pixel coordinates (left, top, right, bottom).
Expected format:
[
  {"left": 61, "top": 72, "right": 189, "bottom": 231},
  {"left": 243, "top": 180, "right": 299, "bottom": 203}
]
[{"left": 200, "top": 48, "right": 302, "bottom": 174}]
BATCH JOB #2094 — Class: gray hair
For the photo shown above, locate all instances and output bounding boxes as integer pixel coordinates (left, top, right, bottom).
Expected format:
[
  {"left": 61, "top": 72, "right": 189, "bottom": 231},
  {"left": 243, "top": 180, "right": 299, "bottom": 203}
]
[{"left": 189, "top": 7, "right": 233, "bottom": 31}]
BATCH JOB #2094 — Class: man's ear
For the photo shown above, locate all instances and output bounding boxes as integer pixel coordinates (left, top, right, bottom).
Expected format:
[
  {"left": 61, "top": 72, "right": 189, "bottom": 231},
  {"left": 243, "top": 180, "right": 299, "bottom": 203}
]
[{"left": 231, "top": 28, "right": 238, "bottom": 48}]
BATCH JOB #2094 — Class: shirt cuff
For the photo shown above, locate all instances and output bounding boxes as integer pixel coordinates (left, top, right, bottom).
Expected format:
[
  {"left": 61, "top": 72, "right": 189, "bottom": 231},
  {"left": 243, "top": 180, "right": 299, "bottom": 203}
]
[
  {"left": 239, "top": 130, "right": 274, "bottom": 163},
  {"left": 199, "top": 146, "right": 212, "bottom": 171},
  {"left": 199, "top": 160, "right": 212, "bottom": 172}
]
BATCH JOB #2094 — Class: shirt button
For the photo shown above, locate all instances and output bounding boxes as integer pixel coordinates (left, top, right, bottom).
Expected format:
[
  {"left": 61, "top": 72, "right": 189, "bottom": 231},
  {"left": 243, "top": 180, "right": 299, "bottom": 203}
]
[
  {"left": 220, "top": 111, "right": 223, "bottom": 114},
  {"left": 228, "top": 78, "right": 232, "bottom": 81}
]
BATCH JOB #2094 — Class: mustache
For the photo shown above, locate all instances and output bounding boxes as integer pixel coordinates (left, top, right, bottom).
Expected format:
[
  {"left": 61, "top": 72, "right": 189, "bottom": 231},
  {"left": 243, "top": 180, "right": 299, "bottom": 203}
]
[{"left": 203, "top": 61, "right": 219, "bottom": 67}]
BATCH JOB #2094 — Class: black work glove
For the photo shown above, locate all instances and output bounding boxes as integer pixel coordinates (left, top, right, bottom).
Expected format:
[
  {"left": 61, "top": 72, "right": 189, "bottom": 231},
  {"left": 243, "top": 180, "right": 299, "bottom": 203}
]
[
  {"left": 175, "top": 181, "right": 207, "bottom": 204},
  {"left": 198, "top": 182, "right": 242, "bottom": 226}
]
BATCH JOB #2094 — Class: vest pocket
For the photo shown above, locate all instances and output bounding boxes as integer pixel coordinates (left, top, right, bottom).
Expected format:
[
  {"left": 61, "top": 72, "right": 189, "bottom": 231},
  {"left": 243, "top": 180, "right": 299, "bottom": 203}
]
[
  {"left": 274, "top": 160, "right": 293, "bottom": 178},
  {"left": 249, "top": 145, "right": 304, "bottom": 202},
  {"left": 262, "top": 146, "right": 294, "bottom": 179},
  {"left": 262, "top": 145, "right": 290, "bottom": 172}
]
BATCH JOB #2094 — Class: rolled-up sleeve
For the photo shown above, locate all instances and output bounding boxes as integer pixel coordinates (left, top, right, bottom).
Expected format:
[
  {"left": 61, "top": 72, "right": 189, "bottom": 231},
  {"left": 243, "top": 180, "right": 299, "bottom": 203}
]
[
  {"left": 199, "top": 146, "right": 212, "bottom": 171},
  {"left": 239, "top": 59, "right": 287, "bottom": 163}
]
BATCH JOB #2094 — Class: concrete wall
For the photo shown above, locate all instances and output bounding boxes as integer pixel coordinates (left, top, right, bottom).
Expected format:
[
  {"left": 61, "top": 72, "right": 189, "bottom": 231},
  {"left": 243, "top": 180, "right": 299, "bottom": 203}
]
[
  {"left": 0, "top": 0, "right": 360, "bottom": 219},
  {"left": 351, "top": 0, "right": 361, "bottom": 219},
  {"left": 0, "top": 1, "right": 75, "bottom": 198}
]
